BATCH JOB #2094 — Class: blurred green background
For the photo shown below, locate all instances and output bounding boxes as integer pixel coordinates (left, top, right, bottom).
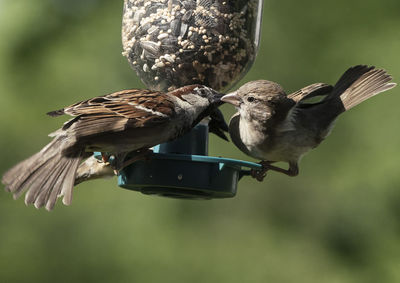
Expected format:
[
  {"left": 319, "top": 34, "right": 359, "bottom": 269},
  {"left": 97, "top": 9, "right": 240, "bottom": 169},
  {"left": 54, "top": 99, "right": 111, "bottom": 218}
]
[{"left": 1, "top": 0, "right": 400, "bottom": 282}]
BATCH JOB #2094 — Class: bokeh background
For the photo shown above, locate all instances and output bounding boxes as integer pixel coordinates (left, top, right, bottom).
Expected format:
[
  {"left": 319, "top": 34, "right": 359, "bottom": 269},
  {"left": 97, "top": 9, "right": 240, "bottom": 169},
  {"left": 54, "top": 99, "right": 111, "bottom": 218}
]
[{"left": 1, "top": 0, "right": 400, "bottom": 282}]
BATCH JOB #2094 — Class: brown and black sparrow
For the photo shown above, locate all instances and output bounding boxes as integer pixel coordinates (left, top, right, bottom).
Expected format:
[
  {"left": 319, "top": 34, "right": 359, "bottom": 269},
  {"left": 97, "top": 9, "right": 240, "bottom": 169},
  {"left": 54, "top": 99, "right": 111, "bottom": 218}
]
[
  {"left": 221, "top": 65, "right": 396, "bottom": 181},
  {"left": 2, "top": 85, "right": 225, "bottom": 210}
]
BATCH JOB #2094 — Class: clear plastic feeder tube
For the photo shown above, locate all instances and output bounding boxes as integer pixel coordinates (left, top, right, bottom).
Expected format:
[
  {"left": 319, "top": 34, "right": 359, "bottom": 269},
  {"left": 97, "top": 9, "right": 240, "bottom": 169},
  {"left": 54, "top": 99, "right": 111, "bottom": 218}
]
[{"left": 122, "top": 0, "right": 263, "bottom": 92}]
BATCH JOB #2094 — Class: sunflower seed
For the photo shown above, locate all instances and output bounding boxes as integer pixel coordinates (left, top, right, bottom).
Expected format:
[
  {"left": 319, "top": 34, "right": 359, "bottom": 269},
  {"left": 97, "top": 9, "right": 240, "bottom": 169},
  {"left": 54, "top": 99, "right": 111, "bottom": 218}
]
[{"left": 122, "top": 0, "right": 262, "bottom": 92}]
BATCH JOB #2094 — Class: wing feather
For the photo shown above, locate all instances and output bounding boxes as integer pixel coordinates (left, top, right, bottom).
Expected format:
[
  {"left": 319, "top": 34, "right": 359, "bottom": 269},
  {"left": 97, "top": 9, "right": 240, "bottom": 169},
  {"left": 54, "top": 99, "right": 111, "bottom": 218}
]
[
  {"left": 288, "top": 83, "right": 333, "bottom": 103},
  {"left": 47, "top": 88, "right": 176, "bottom": 139}
]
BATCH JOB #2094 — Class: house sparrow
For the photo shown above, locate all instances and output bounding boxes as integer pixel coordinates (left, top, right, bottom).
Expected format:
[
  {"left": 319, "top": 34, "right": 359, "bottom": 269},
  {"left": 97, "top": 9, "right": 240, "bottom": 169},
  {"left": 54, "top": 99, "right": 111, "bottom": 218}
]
[
  {"left": 221, "top": 65, "right": 396, "bottom": 181},
  {"left": 2, "top": 85, "right": 225, "bottom": 210}
]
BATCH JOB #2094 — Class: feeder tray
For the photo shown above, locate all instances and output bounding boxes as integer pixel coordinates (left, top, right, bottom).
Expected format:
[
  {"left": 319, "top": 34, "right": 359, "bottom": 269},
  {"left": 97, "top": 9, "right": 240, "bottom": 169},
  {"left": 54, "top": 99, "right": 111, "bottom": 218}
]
[
  {"left": 118, "top": 152, "right": 261, "bottom": 199},
  {"left": 95, "top": 125, "right": 261, "bottom": 199}
]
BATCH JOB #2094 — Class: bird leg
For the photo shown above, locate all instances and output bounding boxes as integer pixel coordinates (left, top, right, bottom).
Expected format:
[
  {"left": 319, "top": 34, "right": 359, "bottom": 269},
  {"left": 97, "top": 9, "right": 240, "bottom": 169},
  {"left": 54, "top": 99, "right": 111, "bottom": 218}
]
[
  {"left": 250, "top": 161, "right": 299, "bottom": 182},
  {"left": 113, "top": 149, "right": 153, "bottom": 174},
  {"left": 261, "top": 161, "right": 299, "bottom": 177}
]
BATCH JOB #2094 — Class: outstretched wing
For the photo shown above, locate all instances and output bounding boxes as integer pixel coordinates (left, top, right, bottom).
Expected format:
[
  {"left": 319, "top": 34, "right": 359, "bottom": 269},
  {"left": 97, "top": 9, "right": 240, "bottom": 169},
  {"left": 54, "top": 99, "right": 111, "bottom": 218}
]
[{"left": 288, "top": 83, "right": 333, "bottom": 104}]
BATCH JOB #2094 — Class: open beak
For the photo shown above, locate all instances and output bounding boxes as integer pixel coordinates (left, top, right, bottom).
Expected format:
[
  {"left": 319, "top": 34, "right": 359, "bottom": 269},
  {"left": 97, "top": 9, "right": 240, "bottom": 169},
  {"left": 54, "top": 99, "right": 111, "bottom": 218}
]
[{"left": 221, "top": 91, "right": 241, "bottom": 107}]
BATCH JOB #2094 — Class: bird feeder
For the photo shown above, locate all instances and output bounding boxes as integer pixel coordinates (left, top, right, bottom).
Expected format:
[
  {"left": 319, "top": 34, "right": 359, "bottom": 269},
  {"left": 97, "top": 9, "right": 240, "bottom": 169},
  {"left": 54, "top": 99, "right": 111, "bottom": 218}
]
[
  {"left": 114, "top": 0, "right": 264, "bottom": 198},
  {"left": 117, "top": 124, "right": 261, "bottom": 199}
]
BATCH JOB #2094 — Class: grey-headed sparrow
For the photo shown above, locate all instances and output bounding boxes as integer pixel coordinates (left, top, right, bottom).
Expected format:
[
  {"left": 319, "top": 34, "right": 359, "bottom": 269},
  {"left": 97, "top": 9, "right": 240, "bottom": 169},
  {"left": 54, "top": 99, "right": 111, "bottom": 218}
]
[
  {"left": 2, "top": 85, "right": 225, "bottom": 210},
  {"left": 221, "top": 65, "right": 396, "bottom": 181}
]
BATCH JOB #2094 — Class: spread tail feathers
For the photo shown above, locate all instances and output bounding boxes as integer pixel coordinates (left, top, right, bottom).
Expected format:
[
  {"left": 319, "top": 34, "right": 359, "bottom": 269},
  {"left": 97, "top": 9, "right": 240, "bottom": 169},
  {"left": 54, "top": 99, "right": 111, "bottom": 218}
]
[
  {"left": 330, "top": 65, "right": 396, "bottom": 110},
  {"left": 2, "top": 136, "right": 84, "bottom": 210}
]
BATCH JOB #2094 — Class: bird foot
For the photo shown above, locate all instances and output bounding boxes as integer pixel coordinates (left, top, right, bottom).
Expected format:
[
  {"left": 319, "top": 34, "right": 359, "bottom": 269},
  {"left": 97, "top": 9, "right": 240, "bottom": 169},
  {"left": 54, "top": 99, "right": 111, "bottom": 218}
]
[
  {"left": 250, "top": 161, "right": 299, "bottom": 181},
  {"left": 250, "top": 168, "right": 268, "bottom": 182},
  {"left": 250, "top": 161, "right": 272, "bottom": 182}
]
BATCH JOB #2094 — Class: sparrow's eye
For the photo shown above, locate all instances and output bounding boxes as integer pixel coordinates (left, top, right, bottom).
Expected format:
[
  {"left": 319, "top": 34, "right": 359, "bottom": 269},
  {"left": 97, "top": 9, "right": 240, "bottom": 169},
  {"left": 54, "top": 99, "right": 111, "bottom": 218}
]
[{"left": 247, "top": 96, "right": 255, "bottom": 103}]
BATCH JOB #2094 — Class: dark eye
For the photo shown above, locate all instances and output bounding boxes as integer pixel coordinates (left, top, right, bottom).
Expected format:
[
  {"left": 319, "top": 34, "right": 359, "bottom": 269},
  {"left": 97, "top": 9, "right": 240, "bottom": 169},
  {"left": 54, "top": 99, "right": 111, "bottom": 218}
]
[{"left": 247, "top": 96, "right": 255, "bottom": 103}]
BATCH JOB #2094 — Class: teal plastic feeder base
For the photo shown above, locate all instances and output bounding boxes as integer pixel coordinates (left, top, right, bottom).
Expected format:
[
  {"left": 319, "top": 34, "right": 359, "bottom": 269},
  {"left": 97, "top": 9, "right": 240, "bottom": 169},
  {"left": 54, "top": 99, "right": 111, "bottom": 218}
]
[
  {"left": 118, "top": 153, "right": 261, "bottom": 199},
  {"left": 96, "top": 124, "right": 261, "bottom": 199}
]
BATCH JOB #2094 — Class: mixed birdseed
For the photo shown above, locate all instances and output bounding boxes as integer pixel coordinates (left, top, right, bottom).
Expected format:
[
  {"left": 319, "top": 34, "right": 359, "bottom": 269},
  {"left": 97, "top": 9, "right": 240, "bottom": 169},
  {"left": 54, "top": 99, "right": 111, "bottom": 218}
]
[{"left": 122, "top": 0, "right": 262, "bottom": 92}]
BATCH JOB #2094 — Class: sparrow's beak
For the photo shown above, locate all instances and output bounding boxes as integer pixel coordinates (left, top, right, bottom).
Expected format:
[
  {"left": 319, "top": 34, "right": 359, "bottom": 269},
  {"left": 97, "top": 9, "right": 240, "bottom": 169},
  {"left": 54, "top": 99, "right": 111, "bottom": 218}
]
[{"left": 221, "top": 91, "right": 241, "bottom": 107}]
